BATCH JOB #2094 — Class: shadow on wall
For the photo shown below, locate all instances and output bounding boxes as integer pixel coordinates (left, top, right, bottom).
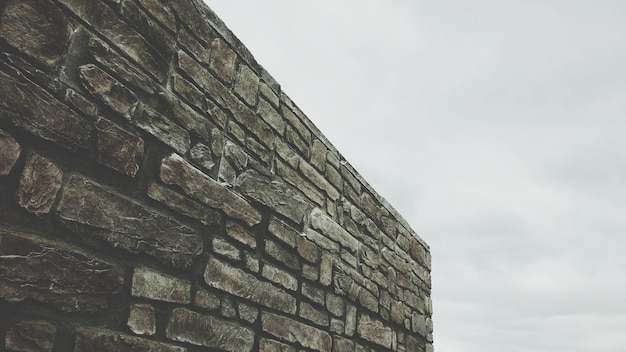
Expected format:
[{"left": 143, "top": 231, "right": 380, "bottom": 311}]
[{"left": 0, "top": 0, "right": 433, "bottom": 351}]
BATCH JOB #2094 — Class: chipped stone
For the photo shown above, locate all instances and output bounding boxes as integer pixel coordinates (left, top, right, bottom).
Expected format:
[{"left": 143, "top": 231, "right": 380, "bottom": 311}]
[
  {"left": 95, "top": 118, "right": 143, "bottom": 176},
  {"left": 5, "top": 320, "right": 56, "bottom": 352},
  {"left": 16, "top": 154, "right": 62, "bottom": 215},
  {"left": 79, "top": 64, "right": 139, "bottom": 120},
  {"left": 131, "top": 266, "right": 191, "bottom": 304},
  {"left": 262, "top": 263, "right": 298, "bottom": 291},
  {"left": 234, "top": 64, "right": 260, "bottom": 106},
  {"left": 0, "top": 130, "right": 21, "bottom": 176},
  {"left": 128, "top": 303, "right": 156, "bottom": 336},
  {"left": 261, "top": 312, "right": 332, "bottom": 352},
  {"left": 147, "top": 182, "right": 221, "bottom": 226}
]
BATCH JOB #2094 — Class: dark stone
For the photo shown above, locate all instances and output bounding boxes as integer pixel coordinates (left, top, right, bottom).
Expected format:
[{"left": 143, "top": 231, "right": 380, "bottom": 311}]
[
  {"left": 203, "top": 256, "right": 296, "bottom": 314},
  {"left": 57, "top": 0, "right": 168, "bottom": 81},
  {"left": 95, "top": 118, "right": 144, "bottom": 177},
  {"left": 57, "top": 175, "right": 202, "bottom": 268},
  {"left": 166, "top": 308, "right": 254, "bottom": 352},
  {"left": 5, "top": 320, "right": 56, "bottom": 352},
  {"left": 0, "top": 229, "right": 124, "bottom": 313},
  {"left": 208, "top": 38, "right": 237, "bottom": 84},
  {"left": 88, "top": 37, "right": 158, "bottom": 95},
  {"left": 120, "top": 0, "right": 176, "bottom": 59},
  {"left": 357, "top": 314, "right": 394, "bottom": 349},
  {"left": 16, "top": 154, "right": 63, "bottom": 215},
  {"left": 136, "top": 0, "right": 177, "bottom": 33},
  {"left": 0, "top": 69, "right": 91, "bottom": 151},
  {"left": 160, "top": 153, "right": 261, "bottom": 226},
  {"left": 261, "top": 312, "right": 332, "bottom": 352},
  {"left": 189, "top": 143, "right": 215, "bottom": 172},
  {"left": 131, "top": 266, "right": 191, "bottom": 304},
  {"left": 236, "top": 169, "right": 312, "bottom": 224},
  {"left": 146, "top": 182, "right": 221, "bottom": 226},
  {"left": 133, "top": 106, "right": 190, "bottom": 154},
  {"left": 0, "top": 0, "right": 71, "bottom": 68},
  {"left": 0, "top": 129, "right": 21, "bottom": 176},
  {"left": 234, "top": 64, "right": 260, "bottom": 106},
  {"left": 265, "top": 240, "right": 299, "bottom": 270},
  {"left": 79, "top": 64, "right": 139, "bottom": 120},
  {"left": 127, "top": 303, "right": 156, "bottom": 336},
  {"left": 75, "top": 328, "right": 185, "bottom": 352}
]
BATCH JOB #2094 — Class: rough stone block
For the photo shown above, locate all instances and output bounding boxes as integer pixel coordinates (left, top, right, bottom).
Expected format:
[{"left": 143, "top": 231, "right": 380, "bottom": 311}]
[
  {"left": 262, "top": 263, "right": 298, "bottom": 291},
  {"left": 238, "top": 303, "right": 258, "bottom": 323},
  {"left": 225, "top": 222, "right": 256, "bottom": 249},
  {"left": 189, "top": 143, "right": 215, "bottom": 172},
  {"left": 304, "top": 229, "right": 339, "bottom": 254},
  {"left": 5, "top": 320, "right": 56, "bottom": 352},
  {"left": 204, "top": 256, "right": 296, "bottom": 314},
  {"left": 302, "top": 282, "right": 325, "bottom": 306},
  {"left": 0, "top": 129, "right": 21, "bottom": 176},
  {"left": 357, "top": 314, "right": 394, "bottom": 349},
  {"left": 297, "top": 235, "right": 320, "bottom": 264},
  {"left": 0, "top": 229, "right": 124, "bottom": 313},
  {"left": 136, "top": 0, "right": 177, "bottom": 32},
  {"left": 57, "top": 176, "right": 202, "bottom": 268},
  {"left": 134, "top": 106, "right": 191, "bottom": 154},
  {"left": 237, "top": 169, "right": 312, "bottom": 224},
  {"left": 172, "top": 73, "right": 207, "bottom": 112},
  {"left": 147, "top": 182, "right": 221, "bottom": 226},
  {"left": 87, "top": 37, "right": 159, "bottom": 95},
  {"left": 268, "top": 217, "right": 297, "bottom": 248},
  {"left": 119, "top": 0, "right": 175, "bottom": 59},
  {"left": 209, "top": 38, "right": 237, "bottom": 84},
  {"left": 221, "top": 297, "right": 237, "bottom": 318},
  {"left": 75, "top": 328, "right": 185, "bottom": 352},
  {"left": 95, "top": 118, "right": 143, "bottom": 176},
  {"left": 0, "top": 0, "right": 71, "bottom": 68},
  {"left": 345, "top": 304, "right": 357, "bottom": 336},
  {"left": 258, "top": 98, "right": 285, "bottom": 135},
  {"left": 131, "top": 266, "right": 191, "bottom": 304},
  {"left": 234, "top": 64, "right": 260, "bottom": 106},
  {"left": 332, "top": 336, "right": 354, "bottom": 352},
  {"left": 160, "top": 153, "right": 261, "bottom": 226},
  {"left": 300, "top": 301, "right": 329, "bottom": 327},
  {"left": 16, "top": 154, "right": 62, "bottom": 215},
  {"left": 57, "top": 0, "right": 168, "bottom": 81},
  {"left": 311, "top": 139, "right": 327, "bottom": 172},
  {"left": 166, "top": 308, "right": 254, "bottom": 352},
  {"left": 265, "top": 240, "right": 299, "bottom": 270},
  {"left": 275, "top": 160, "right": 324, "bottom": 206},
  {"left": 128, "top": 303, "right": 156, "bottom": 336},
  {"left": 300, "top": 160, "right": 339, "bottom": 200},
  {"left": 194, "top": 289, "right": 221, "bottom": 310},
  {"left": 0, "top": 69, "right": 91, "bottom": 151},
  {"left": 326, "top": 293, "right": 345, "bottom": 317},
  {"left": 79, "top": 64, "right": 139, "bottom": 120},
  {"left": 310, "top": 208, "right": 359, "bottom": 253},
  {"left": 213, "top": 237, "right": 240, "bottom": 261},
  {"left": 261, "top": 312, "right": 332, "bottom": 352},
  {"left": 259, "top": 338, "right": 295, "bottom": 352}
]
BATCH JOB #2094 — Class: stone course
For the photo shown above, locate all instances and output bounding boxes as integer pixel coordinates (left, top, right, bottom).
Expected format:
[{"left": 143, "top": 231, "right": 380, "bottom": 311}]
[{"left": 0, "top": 0, "right": 431, "bottom": 351}]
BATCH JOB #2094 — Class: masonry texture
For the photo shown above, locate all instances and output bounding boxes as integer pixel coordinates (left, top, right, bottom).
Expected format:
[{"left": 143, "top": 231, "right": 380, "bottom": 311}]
[{"left": 0, "top": 0, "right": 433, "bottom": 351}]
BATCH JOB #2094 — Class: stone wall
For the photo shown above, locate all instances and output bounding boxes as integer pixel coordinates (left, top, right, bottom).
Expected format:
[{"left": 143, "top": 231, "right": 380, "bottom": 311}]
[{"left": 0, "top": 0, "right": 433, "bottom": 351}]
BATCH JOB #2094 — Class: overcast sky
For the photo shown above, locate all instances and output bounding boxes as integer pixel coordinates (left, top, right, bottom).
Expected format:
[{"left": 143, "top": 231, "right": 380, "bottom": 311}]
[{"left": 204, "top": 1, "right": 626, "bottom": 351}]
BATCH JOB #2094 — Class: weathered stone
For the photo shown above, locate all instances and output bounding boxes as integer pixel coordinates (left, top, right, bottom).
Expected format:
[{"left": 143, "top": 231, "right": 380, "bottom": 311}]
[
  {"left": 326, "top": 293, "right": 345, "bottom": 317},
  {"left": 0, "top": 229, "right": 124, "bottom": 313},
  {"left": 275, "top": 160, "right": 324, "bottom": 206},
  {"left": 341, "top": 249, "right": 358, "bottom": 268},
  {"left": 221, "top": 297, "right": 237, "bottom": 318},
  {"left": 311, "top": 139, "right": 327, "bottom": 172},
  {"left": 170, "top": 0, "right": 216, "bottom": 45},
  {"left": 120, "top": 0, "right": 175, "bottom": 59},
  {"left": 405, "top": 335, "right": 419, "bottom": 352},
  {"left": 88, "top": 36, "right": 158, "bottom": 95},
  {"left": 333, "top": 336, "right": 354, "bottom": 352},
  {"left": 167, "top": 308, "right": 254, "bottom": 352},
  {"left": 245, "top": 252, "right": 260, "bottom": 273},
  {"left": 320, "top": 254, "right": 335, "bottom": 286},
  {"left": 280, "top": 103, "right": 312, "bottom": 145},
  {"left": 391, "top": 300, "right": 406, "bottom": 325},
  {"left": 345, "top": 304, "right": 357, "bottom": 336},
  {"left": 330, "top": 318, "right": 345, "bottom": 335},
  {"left": 226, "top": 222, "right": 256, "bottom": 249},
  {"left": 304, "top": 229, "right": 340, "bottom": 254},
  {"left": 131, "top": 266, "right": 191, "bottom": 303},
  {"left": 265, "top": 240, "right": 299, "bottom": 270},
  {"left": 268, "top": 217, "right": 297, "bottom": 248},
  {"left": 165, "top": 90, "right": 213, "bottom": 140},
  {"left": 227, "top": 120, "right": 246, "bottom": 143},
  {"left": 302, "top": 282, "right": 324, "bottom": 306},
  {"left": 0, "top": 130, "right": 21, "bottom": 176},
  {"left": 302, "top": 264, "right": 319, "bottom": 281},
  {"left": 134, "top": 106, "right": 191, "bottom": 154},
  {"left": 259, "top": 81, "right": 280, "bottom": 107},
  {"left": 64, "top": 88, "right": 97, "bottom": 117},
  {"left": 75, "top": 328, "right": 185, "bottom": 352},
  {"left": 1, "top": 0, "right": 70, "bottom": 68},
  {"left": 275, "top": 139, "right": 300, "bottom": 168},
  {"left": 300, "top": 160, "right": 339, "bottom": 200},
  {"left": 300, "top": 301, "right": 329, "bottom": 327},
  {"left": 213, "top": 237, "right": 240, "bottom": 261},
  {"left": 79, "top": 64, "right": 139, "bottom": 120},
  {"left": 172, "top": 73, "right": 207, "bottom": 112},
  {"left": 209, "top": 38, "right": 237, "bottom": 84},
  {"left": 258, "top": 98, "right": 285, "bottom": 135},
  {"left": 147, "top": 182, "right": 221, "bottom": 226},
  {"left": 5, "top": 320, "right": 56, "bottom": 352},
  {"left": 310, "top": 208, "right": 359, "bottom": 253},
  {"left": 194, "top": 289, "right": 219, "bottom": 311},
  {"left": 160, "top": 153, "right": 261, "bottom": 226},
  {"left": 95, "top": 118, "right": 143, "bottom": 176},
  {"left": 57, "top": 176, "right": 202, "bottom": 268},
  {"left": 297, "top": 235, "right": 320, "bottom": 263},
  {"left": 177, "top": 27, "right": 210, "bottom": 64},
  {"left": 128, "top": 303, "right": 156, "bottom": 336},
  {"left": 234, "top": 64, "right": 260, "bottom": 106},
  {"left": 411, "top": 311, "right": 429, "bottom": 336},
  {"left": 260, "top": 338, "right": 295, "bottom": 352},
  {"left": 284, "top": 126, "right": 310, "bottom": 158},
  {"left": 262, "top": 263, "right": 298, "bottom": 291},
  {"left": 57, "top": 0, "right": 168, "bottom": 81},
  {"left": 137, "top": 0, "right": 177, "bottom": 33},
  {"left": 357, "top": 314, "right": 394, "bottom": 349},
  {"left": 237, "top": 169, "right": 312, "bottom": 224},
  {"left": 326, "top": 165, "right": 342, "bottom": 190},
  {"left": 0, "top": 69, "right": 91, "bottom": 151},
  {"left": 261, "top": 312, "right": 332, "bottom": 352},
  {"left": 189, "top": 144, "right": 215, "bottom": 172},
  {"left": 204, "top": 256, "right": 296, "bottom": 314},
  {"left": 245, "top": 135, "right": 271, "bottom": 165},
  {"left": 16, "top": 154, "right": 62, "bottom": 215},
  {"left": 238, "top": 303, "right": 259, "bottom": 323}
]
